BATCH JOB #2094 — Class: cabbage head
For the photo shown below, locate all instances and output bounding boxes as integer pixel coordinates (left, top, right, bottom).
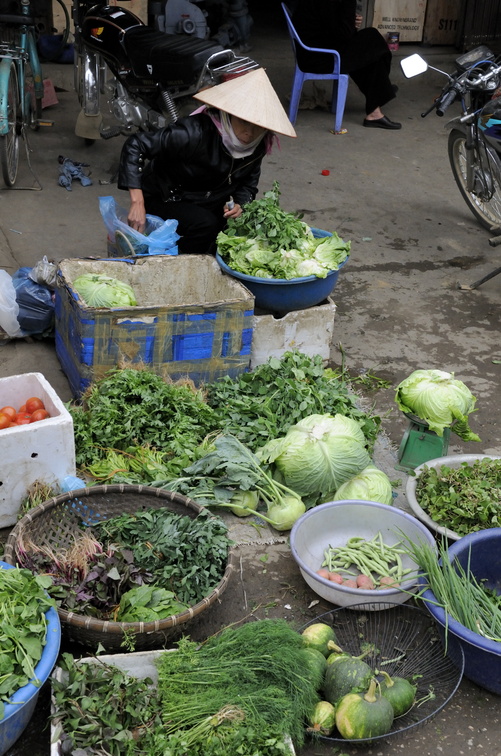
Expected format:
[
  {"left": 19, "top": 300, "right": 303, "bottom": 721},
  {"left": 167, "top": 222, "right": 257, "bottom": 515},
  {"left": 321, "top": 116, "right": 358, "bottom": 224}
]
[
  {"left": 257, "top": 413, "right": 370, "bottom": 500},
  {"left": 73, "top": 273, "right": 137, "bottom": 308},
  {"left": 331, "top": 465, "right": 393, "bottom": 506},
  {"left": 395, "top": 369, "right": 480, "bottom": 442}
]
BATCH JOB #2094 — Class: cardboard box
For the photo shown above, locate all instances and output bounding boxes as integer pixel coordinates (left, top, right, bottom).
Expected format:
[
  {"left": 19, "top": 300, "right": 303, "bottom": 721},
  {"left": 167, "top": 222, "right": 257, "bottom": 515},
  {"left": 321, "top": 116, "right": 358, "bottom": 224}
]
[
  {"left": 371, "top": 0, "right": 428, "bottom": 42},
  {"left": 0, "top": 372, "right": 76, "bottom": 527},
  {"left": 251, "top": 297, "right": 336, "bottom": 368},
  {"left": 54, "top": 255, "right": 254, "bottom": 396},
  {"left": 423, "top": 0, "right": 461, "bottom": 46}
]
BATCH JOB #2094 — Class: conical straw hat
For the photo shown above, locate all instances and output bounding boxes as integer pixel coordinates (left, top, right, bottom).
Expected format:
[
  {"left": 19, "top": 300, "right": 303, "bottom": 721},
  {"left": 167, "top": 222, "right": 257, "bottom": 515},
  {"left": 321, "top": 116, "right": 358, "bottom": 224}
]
[{"left": 194, "top": 67, "right": 296, "bottom": 138}]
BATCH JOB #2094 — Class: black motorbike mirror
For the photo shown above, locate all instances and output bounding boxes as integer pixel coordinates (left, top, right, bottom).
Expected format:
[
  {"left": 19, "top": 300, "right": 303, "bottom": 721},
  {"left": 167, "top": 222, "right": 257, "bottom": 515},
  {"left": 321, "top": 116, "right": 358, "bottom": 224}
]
[{"left": 400, "top": 53, "right": 428, "bottom": 78}]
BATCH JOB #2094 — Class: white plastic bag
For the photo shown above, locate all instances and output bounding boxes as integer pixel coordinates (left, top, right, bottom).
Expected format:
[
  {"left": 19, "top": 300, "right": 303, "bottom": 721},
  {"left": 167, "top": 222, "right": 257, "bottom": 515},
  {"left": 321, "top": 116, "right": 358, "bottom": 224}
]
[{"left": 0, "top": 269, "right": 22, "bottom": 338}]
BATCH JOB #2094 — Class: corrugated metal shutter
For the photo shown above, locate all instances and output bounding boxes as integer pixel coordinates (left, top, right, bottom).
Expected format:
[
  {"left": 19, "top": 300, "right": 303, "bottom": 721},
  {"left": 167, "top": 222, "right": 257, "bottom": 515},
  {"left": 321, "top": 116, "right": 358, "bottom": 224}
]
[{"left": 461, "top": 0, "right": 501, "bottom": 50}]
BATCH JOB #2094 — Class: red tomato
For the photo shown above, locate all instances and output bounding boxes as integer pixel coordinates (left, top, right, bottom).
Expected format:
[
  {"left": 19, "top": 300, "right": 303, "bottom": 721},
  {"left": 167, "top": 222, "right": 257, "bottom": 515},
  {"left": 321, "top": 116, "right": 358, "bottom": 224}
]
[
  {"left": 30, "top": 409, "right": 50, "bottom": 422},
  {"left": 8, "top": 422, "right": 18, "bottom": 427},
  {"left": 0, "top": 406, "right": 16, "bottom": 420},
  {"left": 15, "top": 413, "right": 32, "bottom": 425},
  {"left": 25, "top": 397, "right": 45, "bottom": 414},
  {"left": 0, "top": 413, "right": 11, "bottom": 430},
  {"left": 18, "top": 404, "right": 26, "bottom": 413}
]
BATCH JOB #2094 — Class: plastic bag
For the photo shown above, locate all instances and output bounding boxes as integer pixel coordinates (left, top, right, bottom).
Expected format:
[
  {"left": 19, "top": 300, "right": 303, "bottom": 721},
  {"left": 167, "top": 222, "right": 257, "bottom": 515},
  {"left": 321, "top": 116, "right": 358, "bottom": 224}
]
[
  {"left": 29, "top": 255, "right": 58, "bottom": 290},
  {"left": 0, "top": 269, "right": 22, "bottom": 338},
  {"left": 12, "top": 267, "right": 55, "bottom": 335},
  {"left": 99, "top": 196, "right": 179, "bottom": 256}
]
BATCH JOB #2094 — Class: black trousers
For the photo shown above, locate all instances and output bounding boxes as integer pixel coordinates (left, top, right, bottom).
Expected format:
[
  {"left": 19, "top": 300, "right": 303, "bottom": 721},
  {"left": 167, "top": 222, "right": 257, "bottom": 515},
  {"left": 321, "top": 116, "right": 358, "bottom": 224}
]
[
  {"left": 340, "top": 28, "right": 396, "bottom": 115},
  {"left": 144, "top": 195, "right": 226, "bottom": 254}
]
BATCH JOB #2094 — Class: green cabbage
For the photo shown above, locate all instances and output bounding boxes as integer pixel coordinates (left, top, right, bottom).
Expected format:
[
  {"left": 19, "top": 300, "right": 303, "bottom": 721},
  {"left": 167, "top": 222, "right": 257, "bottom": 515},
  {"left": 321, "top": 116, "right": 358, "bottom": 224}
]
[
  {"left": 395, "top": 369, "right": 480, "bottom": 442},
  {"left": 73, "top": 273, "right": 137, "bottom": 308},
  {"left": 257, "top": 413, "right": 370, "bottom": 501},
  {"left": 331, "top": 465, "right": 393, "bottom": 506}
]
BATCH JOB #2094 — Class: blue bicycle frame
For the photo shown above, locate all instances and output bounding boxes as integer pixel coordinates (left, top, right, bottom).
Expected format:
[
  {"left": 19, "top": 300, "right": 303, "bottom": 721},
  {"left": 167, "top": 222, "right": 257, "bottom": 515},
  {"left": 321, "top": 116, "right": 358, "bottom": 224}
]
[{"left": 0, "top": 0, "right": 44, "bottom": 137}]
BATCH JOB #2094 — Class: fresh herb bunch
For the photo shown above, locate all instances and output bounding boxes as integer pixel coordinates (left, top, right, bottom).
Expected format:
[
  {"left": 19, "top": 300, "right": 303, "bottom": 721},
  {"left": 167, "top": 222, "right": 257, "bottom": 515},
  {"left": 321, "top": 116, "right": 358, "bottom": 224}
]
[
  {"left": 51, "top": 653, "right": 162, "bottom": 756},
  {"left": 70, "top": 368, "right": 216, "bottom": 472},
  {"left": 414, "top": 458, "right": 501, "bottom": 536},
  {"left": 93, "top": 507, "right": 231, "bottom": 605},
  {"left": 224, "top": 181, "right": 307, "bottom": 253},
  {"left": 206, "top": 351, "right": 381, "bottom": 453},
  {"left": 0, "top": 567, "right": 55, "bottom": 718},
  {"left": 52, "top": 647, "right": 301, "bottom": 756},
  {"left": 156, "top": 619, "right": 321, "bottom": 751}
]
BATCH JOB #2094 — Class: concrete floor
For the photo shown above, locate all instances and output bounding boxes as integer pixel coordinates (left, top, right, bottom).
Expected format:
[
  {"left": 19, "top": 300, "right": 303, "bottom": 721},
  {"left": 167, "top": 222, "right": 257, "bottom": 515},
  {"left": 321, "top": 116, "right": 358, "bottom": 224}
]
[{"left": 1, "top": 8, "right": 501, "bottom": 755}]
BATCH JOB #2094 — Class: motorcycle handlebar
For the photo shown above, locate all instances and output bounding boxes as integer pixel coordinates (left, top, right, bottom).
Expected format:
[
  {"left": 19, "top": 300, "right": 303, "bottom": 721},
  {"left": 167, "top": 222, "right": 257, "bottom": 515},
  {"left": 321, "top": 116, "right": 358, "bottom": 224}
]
[{"left": 436, "top": 87, "right": 459, "bottom": 116}]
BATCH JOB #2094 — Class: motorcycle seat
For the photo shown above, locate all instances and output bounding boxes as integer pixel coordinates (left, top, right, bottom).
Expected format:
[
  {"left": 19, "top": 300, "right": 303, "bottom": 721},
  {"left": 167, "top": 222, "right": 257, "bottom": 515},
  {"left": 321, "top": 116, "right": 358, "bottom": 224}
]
[{"left": 124, "top": 27, "right": 226, "bottom": 85}]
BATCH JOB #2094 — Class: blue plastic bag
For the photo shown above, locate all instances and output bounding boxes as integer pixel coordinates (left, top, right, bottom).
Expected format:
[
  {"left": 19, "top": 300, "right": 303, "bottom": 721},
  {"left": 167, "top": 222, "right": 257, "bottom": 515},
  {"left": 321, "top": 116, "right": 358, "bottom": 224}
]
[
  {"left": 11, "top": 267, "right": 54, "bottom": 335},
  {"left": 99, "top": 196, "right": 179, "bottom": 256}
]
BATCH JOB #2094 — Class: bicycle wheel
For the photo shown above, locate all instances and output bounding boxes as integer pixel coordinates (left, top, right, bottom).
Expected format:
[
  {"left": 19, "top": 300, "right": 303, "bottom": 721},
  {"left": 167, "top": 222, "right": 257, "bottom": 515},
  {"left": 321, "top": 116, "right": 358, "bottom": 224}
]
[
  {"left": 24, "top": 57, "right": 42, "bottom": 131},
  {"left": 0, "top": 61, "right": 20, "bottom": 187},
  {"left": 448, "top": 127, "right": 501, "bottom": 230}
]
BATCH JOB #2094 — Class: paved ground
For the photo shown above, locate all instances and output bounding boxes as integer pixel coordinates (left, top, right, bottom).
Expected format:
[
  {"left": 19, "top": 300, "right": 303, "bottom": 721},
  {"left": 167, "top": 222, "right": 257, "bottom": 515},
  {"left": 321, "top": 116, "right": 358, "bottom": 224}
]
[{"left": 1, "top": 7, "right": 501, "bottom": 755}]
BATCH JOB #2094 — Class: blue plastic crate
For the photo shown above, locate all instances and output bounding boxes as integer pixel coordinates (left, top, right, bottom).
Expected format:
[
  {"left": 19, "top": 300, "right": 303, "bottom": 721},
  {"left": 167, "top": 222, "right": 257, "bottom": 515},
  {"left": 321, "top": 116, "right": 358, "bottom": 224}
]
[{"left": 55, "top": 256, "right": 254, "bottom": 396}]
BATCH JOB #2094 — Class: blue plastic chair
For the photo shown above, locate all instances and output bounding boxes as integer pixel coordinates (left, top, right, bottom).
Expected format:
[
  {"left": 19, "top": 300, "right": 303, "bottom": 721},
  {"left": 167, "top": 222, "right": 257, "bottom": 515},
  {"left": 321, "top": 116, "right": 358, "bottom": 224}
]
[{"left": 281, "top": 3, "right": 349, "bottom": 133}]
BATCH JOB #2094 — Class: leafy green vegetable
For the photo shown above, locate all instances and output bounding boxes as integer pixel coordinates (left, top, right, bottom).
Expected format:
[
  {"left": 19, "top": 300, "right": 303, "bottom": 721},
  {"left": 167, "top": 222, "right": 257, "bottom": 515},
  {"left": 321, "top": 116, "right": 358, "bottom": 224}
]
[
  {"left": 332, "top": 464, "right": 393, "bottom": 506},
  {"left": 73, "top": 273, "right": 137, "bottom": 307},
  {"left": 0, "top": 567, "right": 55, "bottom": 718},
  {"left": 257, "top": 413, "right": 371, "bottom": 505},
  {"left": 116, "top": 585, "right": 189, "bottom": 622},
  {"left": 158, "top": 434, "right": 305, "bottom": 531},
  {"left": 395, "top": 369, "right": 480, "bottom": 442},
  {"left": 414, "top": 458, "right": 501, "bottom": 535},
  {"left": 217, "top": 182, "right": 350, "bottom": 280},
  {"left": 206, "top": 351, "right": 381, "bottom": 454},
  {"left": 70, "top": 368, "right": 216, "bottom": 471},
  {"left": 93, "top": 507, "right": 231, "bottom": 605}
]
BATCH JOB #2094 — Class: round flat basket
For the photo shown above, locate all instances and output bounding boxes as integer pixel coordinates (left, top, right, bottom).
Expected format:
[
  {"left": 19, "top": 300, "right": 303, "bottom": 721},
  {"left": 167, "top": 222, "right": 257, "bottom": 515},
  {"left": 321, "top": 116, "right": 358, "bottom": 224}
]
[
  {"left": 302, "top": 602, "right": 464, "bottom": 746},
  {"left": 3, "top": 485, "right": 236, "bottom": 651}
]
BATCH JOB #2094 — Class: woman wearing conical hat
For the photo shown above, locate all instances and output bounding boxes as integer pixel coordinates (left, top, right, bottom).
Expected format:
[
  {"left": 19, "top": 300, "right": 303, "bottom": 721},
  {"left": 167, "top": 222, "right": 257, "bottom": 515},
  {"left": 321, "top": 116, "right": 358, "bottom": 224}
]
[{"left": 118, "top": 68, "right": 296, "bottom": 254}]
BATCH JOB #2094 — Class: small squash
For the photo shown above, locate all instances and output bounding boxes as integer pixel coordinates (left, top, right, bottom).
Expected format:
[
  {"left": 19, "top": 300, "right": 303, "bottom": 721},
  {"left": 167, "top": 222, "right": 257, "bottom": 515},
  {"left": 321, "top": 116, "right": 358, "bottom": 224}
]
[
  {"left": 307, "top": 700, "right": 336, "bottom": 736},
  {"left": 335, "top": 678, "right": 395, "bottom": 739},
  {"left": 303, "top": 647, "right": 328, "bottom": 690},
  {"left": 301, "top": 622, "right": 340, "bottom": 657},
  {"left": 323, "top": 655, "right": 373, "bottom": 706},
  {"left": 379, "top": 670, "right": 416, "bottom": 717}
]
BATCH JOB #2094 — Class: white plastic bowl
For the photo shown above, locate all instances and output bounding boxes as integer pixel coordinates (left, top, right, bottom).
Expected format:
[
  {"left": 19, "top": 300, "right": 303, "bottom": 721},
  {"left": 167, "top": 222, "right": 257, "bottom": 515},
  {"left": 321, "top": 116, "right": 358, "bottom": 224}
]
[
  {"left": 406, "top": 454, "right": 501, "bottom": 541},
  {"left": 289, "top": 500, "right": 437, "bottom": 610}
]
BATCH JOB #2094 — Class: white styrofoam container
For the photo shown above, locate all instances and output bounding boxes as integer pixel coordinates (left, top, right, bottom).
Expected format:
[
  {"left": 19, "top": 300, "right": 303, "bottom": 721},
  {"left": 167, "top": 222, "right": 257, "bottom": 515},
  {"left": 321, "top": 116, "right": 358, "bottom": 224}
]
[
  {"left": 0, "top": 372, "right": 75, "bottom": 527},
  {"left": 250, "top": 296, "right": 336, "bottom": 368},
  {"left": 51, "top": 651, "right": 296, "bottom": 755}
]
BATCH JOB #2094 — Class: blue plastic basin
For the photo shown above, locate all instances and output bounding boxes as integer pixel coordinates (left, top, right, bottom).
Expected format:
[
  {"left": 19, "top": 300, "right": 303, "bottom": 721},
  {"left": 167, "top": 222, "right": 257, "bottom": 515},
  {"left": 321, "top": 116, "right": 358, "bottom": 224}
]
[
  {"left": 216, "top": 228, "right": 349, "bottom": 313},
  {"left": 0, "top": 562, "right": 61, "bottom": 755},
  {"left": 418, "top": 528, "right": 501, "bottom": 694}
]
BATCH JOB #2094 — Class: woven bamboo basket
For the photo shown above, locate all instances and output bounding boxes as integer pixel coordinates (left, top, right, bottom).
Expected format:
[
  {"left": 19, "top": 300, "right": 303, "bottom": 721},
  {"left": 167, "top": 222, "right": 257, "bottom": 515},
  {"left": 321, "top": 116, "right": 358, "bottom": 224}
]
[{"left": 3, "top": 484, "right": 236, "bottom": 651}]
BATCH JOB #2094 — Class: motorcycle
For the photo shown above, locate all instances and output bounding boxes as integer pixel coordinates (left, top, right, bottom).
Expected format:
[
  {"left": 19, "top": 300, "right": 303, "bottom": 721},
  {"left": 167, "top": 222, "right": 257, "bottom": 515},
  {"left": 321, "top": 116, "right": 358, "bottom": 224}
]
[
  {"left": 401, "top": 46, "right": 501, "bottom": 239},
  {"left": 71, "top": 0, "right": 259, "bottom": 142}
]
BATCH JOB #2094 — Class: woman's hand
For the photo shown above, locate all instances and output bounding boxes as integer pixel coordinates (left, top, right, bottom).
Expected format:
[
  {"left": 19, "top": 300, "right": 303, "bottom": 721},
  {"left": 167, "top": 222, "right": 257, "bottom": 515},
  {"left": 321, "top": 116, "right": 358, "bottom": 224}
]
[
  {"left": 223, "top": 202, "right": 243, "bottom": 219},
  {"left": 128, "top": 188, "right": 146, "bottom": 234}
]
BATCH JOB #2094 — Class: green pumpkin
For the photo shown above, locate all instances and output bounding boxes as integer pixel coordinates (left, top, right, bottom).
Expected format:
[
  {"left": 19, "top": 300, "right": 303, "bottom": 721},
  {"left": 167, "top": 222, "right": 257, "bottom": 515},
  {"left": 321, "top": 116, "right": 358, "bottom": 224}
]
[
  {"left": 379, "top": 670, "right": 416, "bottom": 717},
  {"left": 303, "top": 647, "right": 328, "bottom": 689},
  {"left": 301, "top": 622, "right": 340, "bottom": 657},
  {"left": 307, "top": 700, "right": 336, "bottom": 736},
  {"left": 323, "top": 656, "right": 373, "bottom": 706},
  {"left": 335, "top": 678, "right": 395, "bottom": 739}
]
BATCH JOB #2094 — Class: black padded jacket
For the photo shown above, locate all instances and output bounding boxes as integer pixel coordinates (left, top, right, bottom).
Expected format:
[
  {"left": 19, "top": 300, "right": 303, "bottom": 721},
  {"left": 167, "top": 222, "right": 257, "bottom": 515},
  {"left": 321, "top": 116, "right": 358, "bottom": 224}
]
[{"left": 117, "top": 111, "right": 267, "bottom": 212}]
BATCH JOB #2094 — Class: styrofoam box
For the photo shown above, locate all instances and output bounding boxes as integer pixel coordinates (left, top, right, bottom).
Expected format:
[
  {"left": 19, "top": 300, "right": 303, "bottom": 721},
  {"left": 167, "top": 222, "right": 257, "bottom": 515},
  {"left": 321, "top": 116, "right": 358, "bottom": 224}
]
[
  {"left": 51, "top": 650, "right": 296, "bottom": 755},
  {"left": 250, "top": 296, "right": 336, "bottom": 368},
  {"left": 0, "top": 372, "right": 76, "bottom": 527}
]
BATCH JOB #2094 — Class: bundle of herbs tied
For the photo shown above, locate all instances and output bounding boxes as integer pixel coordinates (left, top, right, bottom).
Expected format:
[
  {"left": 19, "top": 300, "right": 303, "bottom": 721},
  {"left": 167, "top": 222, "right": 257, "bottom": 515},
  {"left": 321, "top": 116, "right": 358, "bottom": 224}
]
[
  {"left": 16, "top": 507, "right": 231, "bottom": 623},
  {"left": 52, "top": 618, "right": 321, "bottom": 755}
]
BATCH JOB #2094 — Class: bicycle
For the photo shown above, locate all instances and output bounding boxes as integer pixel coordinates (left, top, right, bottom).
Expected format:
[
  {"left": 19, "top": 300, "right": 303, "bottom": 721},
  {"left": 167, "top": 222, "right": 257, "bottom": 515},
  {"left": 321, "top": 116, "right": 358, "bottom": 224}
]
[{"left": 0, "top": 0, "right": 45, "bottom": 187}]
